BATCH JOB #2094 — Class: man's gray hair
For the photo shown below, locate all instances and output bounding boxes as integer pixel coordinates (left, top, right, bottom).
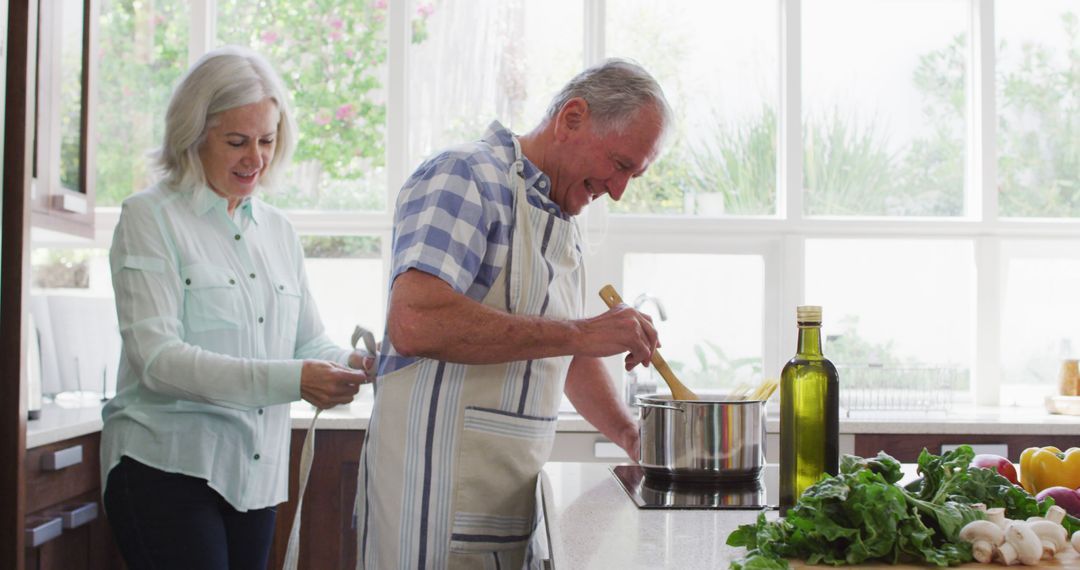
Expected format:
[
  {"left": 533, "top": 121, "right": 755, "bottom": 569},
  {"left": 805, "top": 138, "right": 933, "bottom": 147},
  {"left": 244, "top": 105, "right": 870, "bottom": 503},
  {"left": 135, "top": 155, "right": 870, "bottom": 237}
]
[
  {"left": 544, "top": 58, "right": 672, "bottom": 137},
  {"left": 153, "top": 46, "right": 297, "bottom": 189}
]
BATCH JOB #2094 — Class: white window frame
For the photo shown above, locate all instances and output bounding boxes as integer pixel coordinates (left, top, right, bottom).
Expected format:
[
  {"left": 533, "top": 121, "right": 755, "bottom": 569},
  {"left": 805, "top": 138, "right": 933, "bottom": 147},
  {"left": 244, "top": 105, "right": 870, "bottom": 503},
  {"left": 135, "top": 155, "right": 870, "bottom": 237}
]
[{"left": 34, "top": 0, "right": 1080, "bottom": 408}]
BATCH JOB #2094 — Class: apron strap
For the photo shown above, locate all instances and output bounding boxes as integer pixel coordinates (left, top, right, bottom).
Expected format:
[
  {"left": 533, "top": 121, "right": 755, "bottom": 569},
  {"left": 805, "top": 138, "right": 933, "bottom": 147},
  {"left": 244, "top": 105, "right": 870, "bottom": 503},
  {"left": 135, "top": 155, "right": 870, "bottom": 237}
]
[{"left": 283, "top": 409, "right": 320, "bottom": 570}]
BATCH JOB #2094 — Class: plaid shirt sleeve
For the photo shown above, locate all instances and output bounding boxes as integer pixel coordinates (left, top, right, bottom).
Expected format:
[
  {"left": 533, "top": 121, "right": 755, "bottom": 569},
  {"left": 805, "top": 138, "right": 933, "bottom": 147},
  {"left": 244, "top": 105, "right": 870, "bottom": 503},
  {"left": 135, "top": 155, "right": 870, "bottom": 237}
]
[{"left": 391, "top": 155, "right": 494, "bottom": 294}]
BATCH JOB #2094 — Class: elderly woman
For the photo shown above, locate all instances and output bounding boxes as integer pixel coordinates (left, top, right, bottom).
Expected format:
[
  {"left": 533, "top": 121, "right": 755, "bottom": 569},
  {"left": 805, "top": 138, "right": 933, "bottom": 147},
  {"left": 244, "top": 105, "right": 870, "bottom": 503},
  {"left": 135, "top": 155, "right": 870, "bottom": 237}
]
[{"left": 101, "top": 46, "right": 371, "bottom": 569}]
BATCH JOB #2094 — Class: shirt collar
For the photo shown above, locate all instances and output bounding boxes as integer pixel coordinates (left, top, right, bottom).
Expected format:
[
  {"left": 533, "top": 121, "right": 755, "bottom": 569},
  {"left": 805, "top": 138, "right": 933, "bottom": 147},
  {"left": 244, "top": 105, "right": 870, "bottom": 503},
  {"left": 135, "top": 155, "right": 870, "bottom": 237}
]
[
  {"left": 481, "top": 120, "right": 561, "bottom": 215},
  {"left": 190, "top": 183, "right": 259, "bottom": 224}
]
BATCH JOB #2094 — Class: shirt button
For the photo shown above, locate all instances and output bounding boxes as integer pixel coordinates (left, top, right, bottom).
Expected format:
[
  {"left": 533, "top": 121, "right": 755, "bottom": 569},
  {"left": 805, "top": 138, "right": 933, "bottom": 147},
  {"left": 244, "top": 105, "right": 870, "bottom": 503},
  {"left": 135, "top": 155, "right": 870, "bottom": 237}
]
[
  {"left": 278, "top": 285, "right": 284, "bottom": 291},
  {"left": 249, "top": 273, "right": 256, "bottom": 279},
  {"left": 538, "top": 180, "right": 547, "bottom": 188},
  {"left": 228, "top": 278, "right": 235, "bottom": 285},
  {"left": 185, "top": 278, "right": 191, "bottom": 285},
  {"left": 258, "top": 408, "right": 264, "bottom": 415},
  {"left": 234, "top": 234, "right": 241, "bottom": 241},
  {"left": 258, "top": 316, "right": 264, "bottom": 323},
  {"left": 253, "top": 453, "right": 260, "bottom": 460}
]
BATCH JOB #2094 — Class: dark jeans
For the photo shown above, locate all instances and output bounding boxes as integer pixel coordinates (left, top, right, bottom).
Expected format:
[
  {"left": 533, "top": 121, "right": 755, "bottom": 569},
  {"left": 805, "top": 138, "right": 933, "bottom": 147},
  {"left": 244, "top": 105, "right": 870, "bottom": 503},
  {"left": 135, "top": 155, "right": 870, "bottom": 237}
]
[{"left": 103, "top": 456, "right": 277, "bottom": 570}]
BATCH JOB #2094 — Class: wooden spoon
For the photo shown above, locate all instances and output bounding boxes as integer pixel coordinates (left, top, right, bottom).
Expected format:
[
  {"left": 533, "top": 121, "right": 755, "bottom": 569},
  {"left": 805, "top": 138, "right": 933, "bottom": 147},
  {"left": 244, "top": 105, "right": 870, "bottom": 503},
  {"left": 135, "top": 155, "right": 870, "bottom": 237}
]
[{"left": 598, "top": 284, "right": 700, "bottom": 401}]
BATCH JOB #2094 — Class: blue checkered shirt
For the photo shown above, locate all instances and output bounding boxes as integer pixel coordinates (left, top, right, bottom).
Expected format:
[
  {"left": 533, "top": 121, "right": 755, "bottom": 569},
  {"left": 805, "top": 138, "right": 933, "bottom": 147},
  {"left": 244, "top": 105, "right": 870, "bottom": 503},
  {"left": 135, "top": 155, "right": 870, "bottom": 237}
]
[{"left": 379, "top": 121, "right": 565, "bottom": 375}]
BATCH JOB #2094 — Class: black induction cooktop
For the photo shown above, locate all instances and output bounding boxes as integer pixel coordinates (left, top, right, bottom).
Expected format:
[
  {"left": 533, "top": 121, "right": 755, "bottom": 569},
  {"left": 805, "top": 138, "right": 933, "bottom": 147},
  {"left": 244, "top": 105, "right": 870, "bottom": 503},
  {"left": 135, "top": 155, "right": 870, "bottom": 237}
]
[{"left": 611, "top": 465, "right": 778, "bottom": 510}]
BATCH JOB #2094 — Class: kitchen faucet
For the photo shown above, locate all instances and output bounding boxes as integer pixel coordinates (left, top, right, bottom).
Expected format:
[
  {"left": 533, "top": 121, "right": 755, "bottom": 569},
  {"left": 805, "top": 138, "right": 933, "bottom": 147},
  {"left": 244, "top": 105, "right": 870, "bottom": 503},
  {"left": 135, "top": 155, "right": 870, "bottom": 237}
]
[
  {"left": 625, "top": 293, "right": 667, "bottom": 405},
  {"left": 632, "top": 293, "right": 667, "bottom": 321}
]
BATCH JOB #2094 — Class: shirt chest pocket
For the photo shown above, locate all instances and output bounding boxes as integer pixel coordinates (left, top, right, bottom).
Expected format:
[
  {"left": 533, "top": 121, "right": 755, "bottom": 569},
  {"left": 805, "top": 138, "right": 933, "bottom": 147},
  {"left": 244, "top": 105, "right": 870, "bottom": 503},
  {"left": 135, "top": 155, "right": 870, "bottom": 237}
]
[
  {"left": 271, "top": 278, "right": 302, "bottom": 344},
  {"left": 181, "top": 263, "right": 244, "bottom": 333}
]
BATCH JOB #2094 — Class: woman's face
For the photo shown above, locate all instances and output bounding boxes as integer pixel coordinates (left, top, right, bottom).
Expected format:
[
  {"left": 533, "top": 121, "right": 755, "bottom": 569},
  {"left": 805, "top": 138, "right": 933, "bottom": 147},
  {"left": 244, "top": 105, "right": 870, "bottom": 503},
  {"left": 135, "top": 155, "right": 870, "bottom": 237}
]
[{"left": 198, "top": 98, "right": 279, "bottom": 210}]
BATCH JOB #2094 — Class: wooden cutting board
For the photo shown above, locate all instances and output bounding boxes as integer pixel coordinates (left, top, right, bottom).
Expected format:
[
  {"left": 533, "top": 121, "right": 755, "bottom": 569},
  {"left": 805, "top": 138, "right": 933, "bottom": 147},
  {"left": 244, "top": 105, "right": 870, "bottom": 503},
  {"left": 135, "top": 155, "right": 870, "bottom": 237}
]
[{"left": 790, "top": 548, "right": 1080, "bottom": 569}]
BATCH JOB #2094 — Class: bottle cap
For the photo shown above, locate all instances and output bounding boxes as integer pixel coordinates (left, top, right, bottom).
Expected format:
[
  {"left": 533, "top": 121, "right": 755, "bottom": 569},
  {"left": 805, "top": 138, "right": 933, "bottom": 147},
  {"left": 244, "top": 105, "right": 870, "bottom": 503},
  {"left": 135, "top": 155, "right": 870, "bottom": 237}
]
[{"left": 797, "top": 305, "right": 822, "bottom": 323}]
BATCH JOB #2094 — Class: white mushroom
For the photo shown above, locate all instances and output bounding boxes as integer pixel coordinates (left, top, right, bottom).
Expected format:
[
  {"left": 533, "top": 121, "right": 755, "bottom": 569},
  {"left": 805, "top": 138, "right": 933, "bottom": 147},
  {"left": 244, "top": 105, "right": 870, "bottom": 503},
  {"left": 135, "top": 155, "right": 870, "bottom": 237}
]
[
  {"left": 1072, "top": 530, "right": 1080, "bottom": 554},
  {"left": 1028, "top": 520, "right": 1068, "bottom": 559},
  {"left": 986, "top": 507, "right": 1008, "bottom": 529},
  {"left": 958, "top": 520, "right": 1005, "bottom": 564},
  {"left": 1043, "top": 505, "right": 1066, "bottom": 525},
  {"left": 1001, "top": 522, "right": 1043, "bottom": 566}
]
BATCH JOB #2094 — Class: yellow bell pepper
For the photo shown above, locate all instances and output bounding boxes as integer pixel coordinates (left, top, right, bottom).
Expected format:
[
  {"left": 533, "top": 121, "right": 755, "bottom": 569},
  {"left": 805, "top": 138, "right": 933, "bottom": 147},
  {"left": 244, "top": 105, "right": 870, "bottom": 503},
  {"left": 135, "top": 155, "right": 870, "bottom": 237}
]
[{"left": 1019, "top": 446, "right": 1080, "bottom": 494}]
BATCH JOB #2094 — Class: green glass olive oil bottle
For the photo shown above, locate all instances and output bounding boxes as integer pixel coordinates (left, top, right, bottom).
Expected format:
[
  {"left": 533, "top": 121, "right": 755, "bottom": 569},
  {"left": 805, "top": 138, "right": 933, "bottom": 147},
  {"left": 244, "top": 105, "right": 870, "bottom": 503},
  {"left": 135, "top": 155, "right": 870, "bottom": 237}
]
[{"left": 779, "top": 305, "right": 839, "bottom": 513}]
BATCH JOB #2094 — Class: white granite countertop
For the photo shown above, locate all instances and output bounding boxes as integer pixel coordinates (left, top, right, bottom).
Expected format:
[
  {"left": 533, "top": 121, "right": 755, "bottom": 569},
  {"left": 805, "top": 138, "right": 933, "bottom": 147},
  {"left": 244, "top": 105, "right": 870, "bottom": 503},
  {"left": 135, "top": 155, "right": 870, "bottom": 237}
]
[
  {"left": 27, "top": 397, "right": 1080, "bottom": 449},
  {"left": 540, "top": 461, "right": 771, "bottom": 569},
  {"left": 540, "top": 462, "right": 1080, "bottom": 570}
]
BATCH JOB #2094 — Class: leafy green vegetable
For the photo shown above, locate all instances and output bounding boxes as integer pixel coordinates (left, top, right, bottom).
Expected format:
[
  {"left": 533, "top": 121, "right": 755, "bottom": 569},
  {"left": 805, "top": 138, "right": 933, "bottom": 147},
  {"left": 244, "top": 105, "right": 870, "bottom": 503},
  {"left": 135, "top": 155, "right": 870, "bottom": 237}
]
[
  {"left": 906, "top": 445, "right": 1080, "bottom": 534},
  {"left": 727, "top": 451, "right": 978, "bottom": 569}
]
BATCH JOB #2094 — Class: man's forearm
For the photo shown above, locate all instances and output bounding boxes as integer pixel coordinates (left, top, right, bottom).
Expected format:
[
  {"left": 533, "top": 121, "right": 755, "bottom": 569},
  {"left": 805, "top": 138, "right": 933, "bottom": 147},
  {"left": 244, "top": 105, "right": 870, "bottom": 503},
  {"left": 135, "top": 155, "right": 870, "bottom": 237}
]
[
  {"left": 564, "top": 356, "right": 639, "bottom": 461},
  {"left": 388, "top": 269, "right": 583, "bottom": 364}
]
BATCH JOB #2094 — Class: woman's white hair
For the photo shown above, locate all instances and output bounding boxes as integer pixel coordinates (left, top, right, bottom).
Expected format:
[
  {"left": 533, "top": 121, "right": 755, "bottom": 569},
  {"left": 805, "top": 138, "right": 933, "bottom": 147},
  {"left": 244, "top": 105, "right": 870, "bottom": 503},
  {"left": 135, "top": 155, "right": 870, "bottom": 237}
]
[
  {"left": 543, "top": 58, "right": 673, "bottom": 140},
  {"left": 153, "top": 46, "right": 297, "bottom": 190}
]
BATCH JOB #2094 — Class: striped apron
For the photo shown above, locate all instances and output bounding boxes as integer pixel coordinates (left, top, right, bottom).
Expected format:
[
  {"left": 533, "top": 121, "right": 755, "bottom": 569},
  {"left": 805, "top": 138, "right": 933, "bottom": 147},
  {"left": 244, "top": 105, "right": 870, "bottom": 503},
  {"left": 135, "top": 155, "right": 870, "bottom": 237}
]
[{"left": 355, "top": 137, "right": 585, "bottom": 570}]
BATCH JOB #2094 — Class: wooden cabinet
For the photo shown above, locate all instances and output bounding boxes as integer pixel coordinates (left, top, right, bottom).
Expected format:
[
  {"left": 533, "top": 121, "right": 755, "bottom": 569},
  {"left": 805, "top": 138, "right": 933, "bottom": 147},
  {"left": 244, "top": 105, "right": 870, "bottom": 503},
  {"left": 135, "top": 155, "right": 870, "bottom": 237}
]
[
  {"left": 24, "top": 432, "right": 122, "bottom": 570},
  {"left": 854, "top": 433, "right": 1079, "bottom": 463},
  {"left": 269, "top": 429, "right": 365, "bottom": 570}
]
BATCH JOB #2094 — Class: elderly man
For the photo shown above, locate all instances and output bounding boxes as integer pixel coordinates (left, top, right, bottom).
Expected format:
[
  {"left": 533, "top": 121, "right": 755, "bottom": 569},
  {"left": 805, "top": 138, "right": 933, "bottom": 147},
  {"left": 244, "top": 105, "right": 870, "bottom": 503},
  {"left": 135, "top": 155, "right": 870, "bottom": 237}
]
[{"left": 356, "top": 59, "right": 672, "bottom": 569}]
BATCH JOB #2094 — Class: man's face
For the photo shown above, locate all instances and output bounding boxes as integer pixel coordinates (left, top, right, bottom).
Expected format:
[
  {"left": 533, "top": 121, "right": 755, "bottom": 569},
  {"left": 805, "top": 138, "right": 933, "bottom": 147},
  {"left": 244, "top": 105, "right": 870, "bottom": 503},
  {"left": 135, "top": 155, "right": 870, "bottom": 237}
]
[{"left": 549, "top": 102, "right": 664, "bottom": 216}]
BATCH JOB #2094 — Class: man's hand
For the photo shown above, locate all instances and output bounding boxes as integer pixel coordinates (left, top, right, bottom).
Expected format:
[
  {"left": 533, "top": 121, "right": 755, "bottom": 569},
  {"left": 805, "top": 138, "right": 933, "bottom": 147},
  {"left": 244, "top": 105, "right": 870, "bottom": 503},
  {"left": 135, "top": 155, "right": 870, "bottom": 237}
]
[
  {"left": 574, "top": 303, "right": 660, "bottom": 371},
  {"left": 615, "top": 423, "right": 641, "bottom": 463},
  {"left": 300, "top": 360, "right": 369, "bottom": 409}
]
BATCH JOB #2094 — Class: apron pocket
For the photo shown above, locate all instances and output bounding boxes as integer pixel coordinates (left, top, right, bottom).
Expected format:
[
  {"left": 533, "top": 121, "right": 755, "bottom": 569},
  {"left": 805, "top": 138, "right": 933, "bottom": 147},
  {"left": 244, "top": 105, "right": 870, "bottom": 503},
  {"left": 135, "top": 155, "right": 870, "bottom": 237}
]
[{"left": 449, "top": 406, "right": 556, "bottom": 554}]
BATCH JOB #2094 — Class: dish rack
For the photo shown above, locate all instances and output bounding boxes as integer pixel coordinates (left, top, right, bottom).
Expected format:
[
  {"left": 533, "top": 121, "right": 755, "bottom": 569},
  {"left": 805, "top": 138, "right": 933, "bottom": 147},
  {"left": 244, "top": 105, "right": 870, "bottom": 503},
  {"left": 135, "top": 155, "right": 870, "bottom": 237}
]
[{"left": 837, "top": 366, "right": 966, "bottom": 417}]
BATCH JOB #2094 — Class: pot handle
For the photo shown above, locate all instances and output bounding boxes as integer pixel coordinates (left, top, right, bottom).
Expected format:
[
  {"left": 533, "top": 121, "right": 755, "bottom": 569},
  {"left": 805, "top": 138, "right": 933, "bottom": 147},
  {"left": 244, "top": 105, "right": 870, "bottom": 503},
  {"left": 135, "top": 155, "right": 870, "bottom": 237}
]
[{"left": 634, "top": 401, "right": 684, "bottom": 412}]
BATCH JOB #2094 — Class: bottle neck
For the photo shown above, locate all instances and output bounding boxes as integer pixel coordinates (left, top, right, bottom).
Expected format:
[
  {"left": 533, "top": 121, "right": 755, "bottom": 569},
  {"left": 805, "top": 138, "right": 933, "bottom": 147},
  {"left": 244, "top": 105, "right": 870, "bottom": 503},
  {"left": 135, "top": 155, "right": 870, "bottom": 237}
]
[{"left": 796, "top": 322, "right": 823, "bottom": 357}]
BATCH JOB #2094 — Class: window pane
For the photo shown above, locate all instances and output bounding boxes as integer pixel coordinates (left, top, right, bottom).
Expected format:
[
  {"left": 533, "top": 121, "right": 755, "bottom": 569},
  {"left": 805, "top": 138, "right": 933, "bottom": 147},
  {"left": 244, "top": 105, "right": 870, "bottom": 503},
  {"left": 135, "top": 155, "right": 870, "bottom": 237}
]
[
  {"left": 623, "top": 253, "right": 764, "bottom": 398},
  {"left": 803, "top": 0, "right": 967, "bottom": 217},
  {"left": 1000, "top": 242, "right": 1080, "bottom": 405},
  {"left": 607, "top": 0, "right": 779, "bottom": 216},
  {"left": 96, "top": 0, "right": 188, "bottom": 206},
  {"left": 997, "top": 1, "right": 1080, "bottom": 218},
  {"left": 407, "top": 0, "right": 582, "bottom": 170},
  {"left": 30, "top": 248, "right": 111, "bottom": 293},
  {"left": 805, "top": 239, "right": 973, "bottom": 412},
  {"left": 218, "top": 1, "right": 388, "bottom": 211},
  {"left": 299, "top": 236, "right": 384, "bottom": 349},
  {"left": 59, "top": 0, "right": 85, "bottom": 192}
]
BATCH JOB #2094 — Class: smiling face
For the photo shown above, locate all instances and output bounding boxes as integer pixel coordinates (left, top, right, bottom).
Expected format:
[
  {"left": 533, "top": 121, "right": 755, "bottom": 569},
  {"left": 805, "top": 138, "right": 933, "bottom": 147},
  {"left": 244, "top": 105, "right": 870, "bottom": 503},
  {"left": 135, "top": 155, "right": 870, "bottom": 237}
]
[
  {"left": 547, "top": 100, "right": 664, "bottom": 216},
  {"left": 198, "top": 98, "right": 280, "bottom": 212}
]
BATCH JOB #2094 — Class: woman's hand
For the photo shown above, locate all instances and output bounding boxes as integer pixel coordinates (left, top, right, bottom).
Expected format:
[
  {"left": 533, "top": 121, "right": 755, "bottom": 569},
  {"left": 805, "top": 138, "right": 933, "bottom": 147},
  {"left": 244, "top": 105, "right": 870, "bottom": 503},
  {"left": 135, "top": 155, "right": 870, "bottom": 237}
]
[
  {"left": 347, "top": 348, "right": 377, "bottom": 376},
  {"left": 300, "top": 360, "right": 369, "bottom": 409}
]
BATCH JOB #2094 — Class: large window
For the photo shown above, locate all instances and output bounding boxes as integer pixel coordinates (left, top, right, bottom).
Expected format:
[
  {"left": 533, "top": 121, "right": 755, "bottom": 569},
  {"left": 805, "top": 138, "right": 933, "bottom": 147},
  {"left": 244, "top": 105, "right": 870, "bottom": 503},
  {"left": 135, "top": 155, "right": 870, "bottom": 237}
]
[
  {"left": 95, "top": 0, "right": 188, "bottom": 206},
  {"left": 37, "top": 0, "right": 1080, "bottom": 411},
  {"left": 997, "top": 0, "right": 1080, "bottom": 217},
  {"left": 803, "top": 0, "right": 969, "bottom": 217},
  {"left": 607, "top": 0, "right": 780, "bottom": 216}
]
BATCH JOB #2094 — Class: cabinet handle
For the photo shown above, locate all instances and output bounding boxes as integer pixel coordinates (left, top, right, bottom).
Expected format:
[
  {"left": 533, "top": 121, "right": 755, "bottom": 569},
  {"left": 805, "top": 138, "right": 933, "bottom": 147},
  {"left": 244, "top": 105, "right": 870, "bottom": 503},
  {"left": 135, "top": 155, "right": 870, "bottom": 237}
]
[
  {"left": 41, "top": 444, "right": 83, "bottom": 471},
  {"left": 25, "top": 516, "right": 63, "bottom": 547},
  {"left": 59, "top": 501, "right": 99, "bottom": 529}
]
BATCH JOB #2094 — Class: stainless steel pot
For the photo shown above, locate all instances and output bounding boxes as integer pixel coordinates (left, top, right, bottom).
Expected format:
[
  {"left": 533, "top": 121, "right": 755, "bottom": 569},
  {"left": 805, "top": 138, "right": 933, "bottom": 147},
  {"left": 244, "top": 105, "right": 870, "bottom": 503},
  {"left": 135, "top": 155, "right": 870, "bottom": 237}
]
[{"left": 637, "top": 393, "right": 765, "bottom": 483}]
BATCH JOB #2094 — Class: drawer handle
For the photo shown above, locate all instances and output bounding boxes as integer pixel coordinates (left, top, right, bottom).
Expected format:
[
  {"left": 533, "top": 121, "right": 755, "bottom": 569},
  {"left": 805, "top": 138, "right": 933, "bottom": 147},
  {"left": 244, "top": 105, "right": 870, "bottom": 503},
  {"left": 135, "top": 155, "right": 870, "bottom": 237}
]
[
  {"left": 41, "top": 444, "right": 83, "bottom": 471},
  {"left": 25, "top": 516, "right": 63, "bottom": 547},
  {"left": 59, "top": 501, "right": 99, "bottom": 529}
]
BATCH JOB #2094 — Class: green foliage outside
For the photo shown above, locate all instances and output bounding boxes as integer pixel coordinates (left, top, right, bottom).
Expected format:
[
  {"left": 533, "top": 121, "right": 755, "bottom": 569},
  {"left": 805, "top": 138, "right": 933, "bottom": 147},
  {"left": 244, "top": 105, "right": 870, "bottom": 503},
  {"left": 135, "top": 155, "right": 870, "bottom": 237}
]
[
  {"left": 95, "top": 0, "right": 189, "bottom": 206},
  {"left": 95, "top": 0, "right": 435, "bottom": 211},
  {"left": 997, "top": 11, "right": 1080, "bottom": 217},
  {"left": 300, "top": 235, "right": 380, "bottom": 259}
]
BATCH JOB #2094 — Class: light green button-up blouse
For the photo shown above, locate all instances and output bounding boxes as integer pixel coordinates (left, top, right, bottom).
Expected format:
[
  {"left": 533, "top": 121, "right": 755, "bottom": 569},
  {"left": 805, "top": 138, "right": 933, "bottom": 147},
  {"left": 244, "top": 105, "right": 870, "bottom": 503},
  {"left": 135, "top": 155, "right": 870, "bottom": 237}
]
[{"left": 101, "top": 182, "right": 350, "bottom": 511}]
